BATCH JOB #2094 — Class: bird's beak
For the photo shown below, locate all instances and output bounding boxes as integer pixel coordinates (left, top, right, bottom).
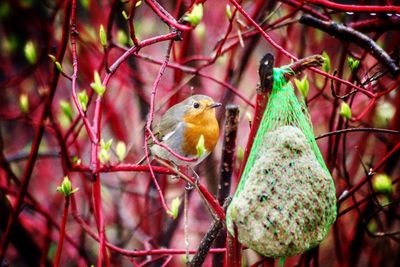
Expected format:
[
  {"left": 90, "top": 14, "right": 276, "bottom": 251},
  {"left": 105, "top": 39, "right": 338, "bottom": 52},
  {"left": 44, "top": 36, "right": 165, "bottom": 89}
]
[{"left": 208, "top": 102, "right": 222, "bottom": 109}]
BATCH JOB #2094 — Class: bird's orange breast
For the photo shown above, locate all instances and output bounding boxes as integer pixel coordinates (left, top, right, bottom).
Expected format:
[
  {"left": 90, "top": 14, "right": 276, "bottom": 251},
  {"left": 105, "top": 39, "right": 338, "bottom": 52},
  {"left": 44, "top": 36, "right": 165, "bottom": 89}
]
[{"left": 181, "top": 110, "right": 219, "bottom": 156}]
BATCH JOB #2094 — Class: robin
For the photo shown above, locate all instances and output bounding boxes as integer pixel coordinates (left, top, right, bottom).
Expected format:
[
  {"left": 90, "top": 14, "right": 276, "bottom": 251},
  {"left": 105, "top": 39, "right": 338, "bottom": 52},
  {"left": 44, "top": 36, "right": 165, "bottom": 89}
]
[{"left": 146, "top": 94, "right": 221, "bottom": 167}]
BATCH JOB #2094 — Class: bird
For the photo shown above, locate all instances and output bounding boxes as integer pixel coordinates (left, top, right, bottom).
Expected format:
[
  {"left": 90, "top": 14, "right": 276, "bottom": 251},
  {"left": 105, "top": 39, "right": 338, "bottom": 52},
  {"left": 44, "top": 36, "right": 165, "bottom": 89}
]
[{"left": 147, "top": 94, "right": 221, "bottom": 167}]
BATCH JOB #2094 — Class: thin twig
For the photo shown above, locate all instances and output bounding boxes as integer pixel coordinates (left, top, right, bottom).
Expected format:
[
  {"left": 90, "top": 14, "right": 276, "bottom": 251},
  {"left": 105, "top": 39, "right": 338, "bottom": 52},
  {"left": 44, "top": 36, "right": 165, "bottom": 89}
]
[
  {"left": 300, "top": 14, "right": 400, "bottom": 77},
  {"left": 304, "top": 0, "right": 400, "bottom": 13},
  {"left": 316, "top": 128, "right": 400, "bottom": 140},
  {"left": 188, "top": 198, "right": 232, "bottom": 267}
]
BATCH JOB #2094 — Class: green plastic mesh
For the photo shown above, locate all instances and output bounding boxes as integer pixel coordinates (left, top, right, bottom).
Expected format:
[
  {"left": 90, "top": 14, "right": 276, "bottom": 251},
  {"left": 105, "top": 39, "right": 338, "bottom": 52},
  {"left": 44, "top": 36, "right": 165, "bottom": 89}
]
[{"left": 226, "top": 67, "right": 336, "bottom": 258}]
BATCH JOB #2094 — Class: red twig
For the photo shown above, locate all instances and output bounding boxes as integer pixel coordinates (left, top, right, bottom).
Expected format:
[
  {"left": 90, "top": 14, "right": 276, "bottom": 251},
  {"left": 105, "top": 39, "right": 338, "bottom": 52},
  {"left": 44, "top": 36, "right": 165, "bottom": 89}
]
[
  {"left": 144, "top": 40, "right": 175, "bottom": 214},
  {"left": 144, "top": 0, "right": 192, "bottom": 31},
  {"left": 72, "top": 163, "right": 174, "bottom": 174},
  {"left": 304, "top": 0, "right": 400, "bottom": 13},
  {"left": 229, "top": 0, "right": 295, "bottom": 60},
  {"left": 103, "top": 32, "right": 179, "bottom": 86},
  {"left": 338, "top": 141, "right": 400, "bottom": 204},
  {"left": 70, "top": 0, "right": 96, "bottom": 143},
  {"left": 53, "top": 196, "right": 70, "bottom": 267}
]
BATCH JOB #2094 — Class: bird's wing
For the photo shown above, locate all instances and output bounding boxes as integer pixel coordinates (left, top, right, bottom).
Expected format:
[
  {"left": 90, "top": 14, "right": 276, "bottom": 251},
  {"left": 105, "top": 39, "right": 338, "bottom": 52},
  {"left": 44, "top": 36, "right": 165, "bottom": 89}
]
[{"left": 153, "top": 107, "right": 181, "bottom": 140}]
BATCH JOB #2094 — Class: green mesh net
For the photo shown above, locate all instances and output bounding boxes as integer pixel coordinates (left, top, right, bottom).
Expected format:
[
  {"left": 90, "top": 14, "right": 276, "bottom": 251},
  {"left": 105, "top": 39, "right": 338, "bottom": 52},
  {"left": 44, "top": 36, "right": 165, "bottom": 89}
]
[{"left": 226, "top": 67, "right": 337, "bottom": 258}]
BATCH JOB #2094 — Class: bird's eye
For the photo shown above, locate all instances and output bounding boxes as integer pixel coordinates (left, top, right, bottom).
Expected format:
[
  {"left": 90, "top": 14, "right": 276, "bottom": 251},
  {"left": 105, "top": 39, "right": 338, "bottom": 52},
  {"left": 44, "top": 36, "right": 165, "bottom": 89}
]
[{"left": 193, "top": 102, "right": 200, "bottom": 109}]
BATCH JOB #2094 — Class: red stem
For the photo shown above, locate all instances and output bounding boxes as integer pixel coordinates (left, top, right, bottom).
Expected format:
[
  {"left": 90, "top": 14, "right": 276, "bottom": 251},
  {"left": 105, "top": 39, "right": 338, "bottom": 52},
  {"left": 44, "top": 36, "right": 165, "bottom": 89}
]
[
  {"left": 144, "top": 40, "right": 175, "bottom": 214},
  {"left": 338, "top": 141, "right": 400, "bottom": 204},
  {"left": 70, "top": 0, "right": 97, "bottom": 142},
  {"left": 304, "top": 0, "right": 400, "bottom": 13},
  {"left": 72, "top": 163, "right": 174, "bottom": 174},
  {"left": 53, "top": 196, "right": 70, "bottom": 267},
  {"left": 144, "top": 0, "right": 192, "bottom": 31}
]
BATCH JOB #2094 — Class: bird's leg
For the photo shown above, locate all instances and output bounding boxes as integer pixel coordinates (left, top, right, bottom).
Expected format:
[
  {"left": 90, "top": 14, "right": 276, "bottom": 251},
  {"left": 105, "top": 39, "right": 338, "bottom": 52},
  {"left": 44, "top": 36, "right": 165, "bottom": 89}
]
[
  {"left": 185, "top": 166, "right": 199, "bottom": 190},
  {"left": 169, "top": 161, "right": 181, "bottom": 180}
]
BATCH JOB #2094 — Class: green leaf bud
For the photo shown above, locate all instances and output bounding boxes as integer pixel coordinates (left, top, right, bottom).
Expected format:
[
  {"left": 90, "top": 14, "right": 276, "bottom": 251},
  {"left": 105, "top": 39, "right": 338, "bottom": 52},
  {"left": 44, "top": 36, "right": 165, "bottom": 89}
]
[
  {"left": 19, "top": 93, "right": 29, "bottom": 113},
  {"left": 122, "top": 10, "right": 129, "bottom": 20},
  {"left": 196, "top": 134, "right": 206, "bottom": 158},
  {"left": 24, "top": 41, "right": 37, "bottom": 64},
  {"left": 98, "top": 149, "right": 111, "bottom": 164},
  {"left": 347, "top": 57, "right": 360, "bottom": 72},
  {"left": 77, "top": 90, "right": 89, "bottom": 112},
  {"left": 56, "top": 176, "right": 79, "bottom": 196},
  {"left": 90, "top": 71, "right": 106, "bottom": 96},
  {"left": 60, "top": 100, "right": 73, "bottom": 121},
  {"left": 100, "top": 139, "right": 113, "bottom": 151},
  {"left": 99, "top": 24, "right": 107, "bottom": 47},
  {"left": 294, "top": 75, "right": 309, "bottom": 99},
  {"left": 183, "top": 4, "right": 203, "bottom": 27},
  {"left": 167, "top": 197, "right": 181, "bottom": 219},
  {"left": 339, "top": 102, "right": 352, "bottom": 119},
  {"left": 322, "top": 51, "right": 331, "bottom": 73},
  {"left": 226, "top": 4, "right": 232, "bottom": 20},
  {"left": 373, "top": 173, "right": 393, "bottom": 195},
  {"left": 116, "top": 141, "right": 127, "bottom": 161}
]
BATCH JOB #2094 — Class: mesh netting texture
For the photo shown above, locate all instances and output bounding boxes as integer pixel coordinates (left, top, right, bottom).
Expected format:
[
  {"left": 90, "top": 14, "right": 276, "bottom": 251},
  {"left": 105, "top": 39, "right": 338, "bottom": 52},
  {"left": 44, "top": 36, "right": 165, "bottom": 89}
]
[{"left": 226, "top": 67, "right": 337, "bottom": 258}]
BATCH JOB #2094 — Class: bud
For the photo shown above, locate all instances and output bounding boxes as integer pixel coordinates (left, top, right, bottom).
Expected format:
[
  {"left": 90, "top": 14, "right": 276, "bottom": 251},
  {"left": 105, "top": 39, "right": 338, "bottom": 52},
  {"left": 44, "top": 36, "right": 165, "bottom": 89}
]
[
  {"left": 167, "top": 197, "right": 182, "bottom": 219},
  {"left": 183, "top": 4, "right": 203, "bottom": 27},
  {"left": 56, "top": 176, "right": 79, "bottom": 196},
  {"left": 98, "top": 149, "right": 111, "bottom": 164},
  {"left": 24, "top": 41, "right": 37, "bottom": 64},
  {"left": 99, "top": 24, "right": 107, "bottom": 47},
  {"left": 72, "top": 156, "right": 81, "bottom": 166},
  {"left": 100, "top": 139, "right": 113, "bottom": 150},
  {"left": 322, "top": 51, "right": 331, "bottom": 73},
  {"left": 226, "top": 4, "right": 232, "bottom": 20},
  {"left": 373, "top": 173, "right": 393, "bottom": 195},
  {"left": 60, "top": 100, "right": 73, "bottom": 121},
  {"left": 90, "top": 71, "right": 106, "bottom": 96},
  {"left": 55, "top": 61, "right": 63, "bottom": 72},
  {"left": 19, "top": 93, "right": 29, "bottom": 113},
  {"left": 48, "top": 54, "right": 56, "bottom": 63},
  {"left": 294, "top": 75, "right": 309, "bottom": 99},
  {"left": 81, "top": 0, "right": 90, "bottom": 9},
  {"left": 78, "top": 90, "right": 89, "bottom": 112},
  {"left": 339, "top": 102, "right": 352, "bottom": 119},
  {"left": 196, "top": 134, "right": 206, "bottom": 158},
  {"left": 122, "top": 10, "right": 129, "bottom": 20},
  {"left": 347, "top": 57, "right": 360, "bottom": 72},
  {"left": 237, "top": 146, "right": 244, "bottom": 161},
  {"left": 374, "top": 101, "right": 395, "bottom": 128},
  {"left": 116, "top": 141, "right": 127, "bottom": 161}
]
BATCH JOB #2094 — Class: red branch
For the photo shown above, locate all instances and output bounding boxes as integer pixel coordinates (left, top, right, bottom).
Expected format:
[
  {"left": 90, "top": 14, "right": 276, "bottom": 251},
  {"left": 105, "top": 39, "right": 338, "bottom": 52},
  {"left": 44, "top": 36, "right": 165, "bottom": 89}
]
[
  {"left": 304, "top": 0, "right": 400, "bottom": 13},
  {"left": 144, "top": 41, "right": 175, "bottom": 214},
  {"left": 338, "top": 141, "right": 400, "bottom": 204},
  {"left": 53, "top": 196, "right": 70, "bottom": 267}
]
